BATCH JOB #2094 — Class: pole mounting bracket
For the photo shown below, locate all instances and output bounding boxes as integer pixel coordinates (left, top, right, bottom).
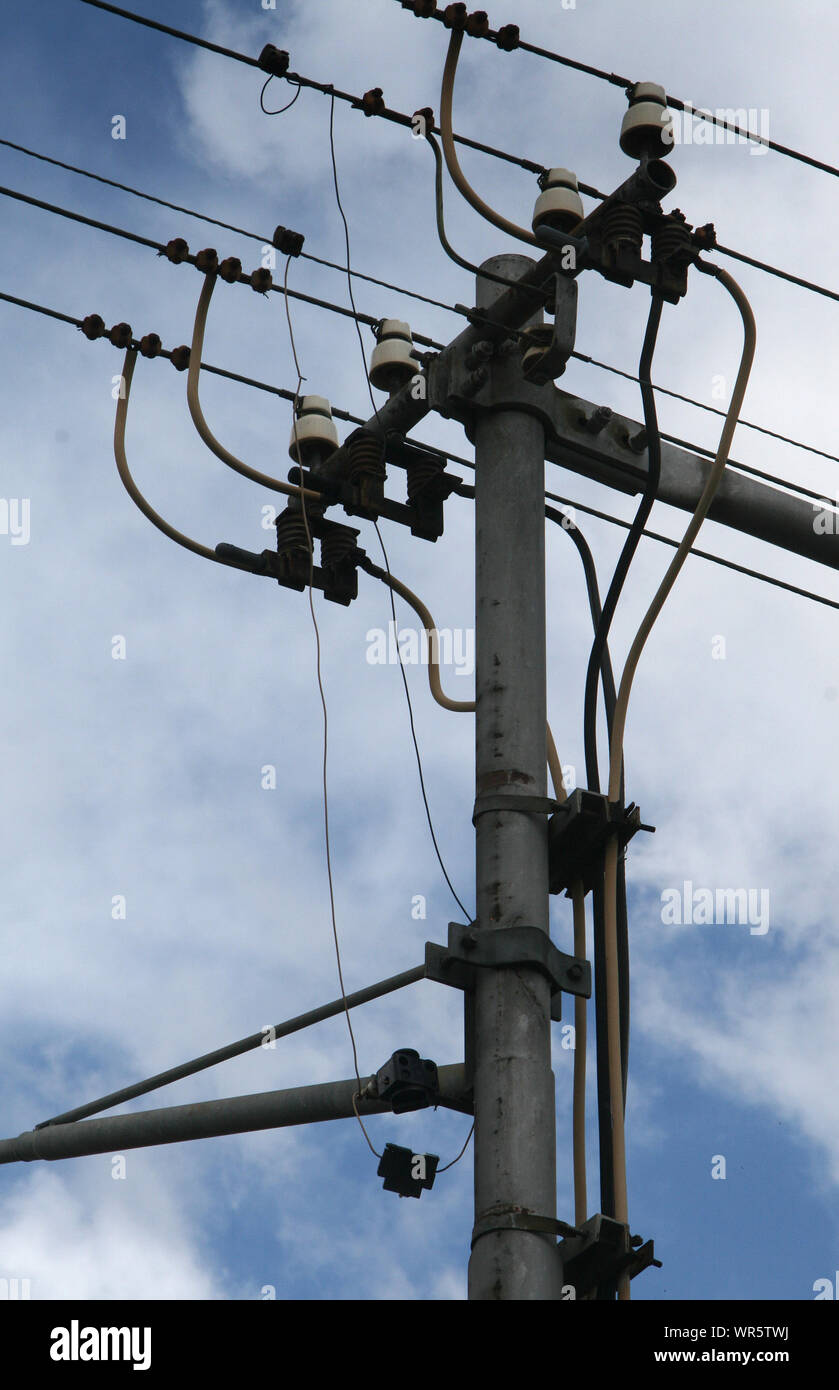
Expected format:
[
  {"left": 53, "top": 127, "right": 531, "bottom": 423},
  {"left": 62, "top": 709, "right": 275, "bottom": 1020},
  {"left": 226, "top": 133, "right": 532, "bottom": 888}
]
[
  {"left": 425, "top": 921, "right": 591, "bottom": 1022},
  {"left": 472, "top": 792, "right": 559, "bottom": 824},
  {"left": 471, "top": 1207, "right": 581, "bottom": 1248}
]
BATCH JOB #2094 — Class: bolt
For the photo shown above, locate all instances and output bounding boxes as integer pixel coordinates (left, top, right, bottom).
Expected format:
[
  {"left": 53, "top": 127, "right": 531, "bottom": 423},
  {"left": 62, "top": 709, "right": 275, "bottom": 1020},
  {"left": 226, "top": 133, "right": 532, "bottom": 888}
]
[
  {"left": 567, "top": 963, "right": 583, "bottom": 981},
  {"left": 462, "top": 367, "right": 488, "bottom": 397},
  {"left": 626, "top": 427, "right": 648, "bottom": 454}
]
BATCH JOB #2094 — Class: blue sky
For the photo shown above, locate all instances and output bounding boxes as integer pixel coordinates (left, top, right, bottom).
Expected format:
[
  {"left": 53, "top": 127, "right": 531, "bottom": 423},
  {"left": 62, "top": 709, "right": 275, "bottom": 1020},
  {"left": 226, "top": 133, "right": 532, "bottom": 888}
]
[{"left": 1, "top": 0, "right": 838, "bottom": 1301}]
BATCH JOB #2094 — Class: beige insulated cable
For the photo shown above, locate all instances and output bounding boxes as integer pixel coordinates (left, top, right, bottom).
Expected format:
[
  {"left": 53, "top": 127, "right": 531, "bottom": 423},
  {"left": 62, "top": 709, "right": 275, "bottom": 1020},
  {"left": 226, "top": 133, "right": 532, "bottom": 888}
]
[
  {"left": 603, "top": 265, "right": 756, "bottom": 1299},
  {"left": 115, "top": 347, "right": 240, "bottom": 565},
  {"left": 187, "top": 273, "right": 321, "bottom": 501},
  {"left": 440, "top": 30, "right": 539, "bottom": 249},
  {"left": 368, "top": 565, "right": 566, "bottom": 799}
]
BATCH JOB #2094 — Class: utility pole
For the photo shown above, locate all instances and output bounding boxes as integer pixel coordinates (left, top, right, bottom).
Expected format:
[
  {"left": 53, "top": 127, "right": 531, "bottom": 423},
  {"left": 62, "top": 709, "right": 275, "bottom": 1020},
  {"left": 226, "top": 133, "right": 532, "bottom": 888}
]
[{"left": 469, "top": 256, "right": 560, "bottom": 1300}]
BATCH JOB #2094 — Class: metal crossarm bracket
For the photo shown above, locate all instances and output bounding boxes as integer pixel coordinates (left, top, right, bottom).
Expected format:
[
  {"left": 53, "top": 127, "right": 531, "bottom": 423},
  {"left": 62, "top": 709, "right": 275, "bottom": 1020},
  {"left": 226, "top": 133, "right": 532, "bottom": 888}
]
[{"left": 425, "top": 921, "right": 590, "bottom": 1023}]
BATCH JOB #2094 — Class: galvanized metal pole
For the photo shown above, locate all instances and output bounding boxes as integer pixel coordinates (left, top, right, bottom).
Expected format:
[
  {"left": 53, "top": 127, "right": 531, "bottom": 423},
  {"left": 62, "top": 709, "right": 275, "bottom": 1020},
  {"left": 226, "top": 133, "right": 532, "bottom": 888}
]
[{"left": 468, "top": 256, "right": 562, "bottom": 1301}]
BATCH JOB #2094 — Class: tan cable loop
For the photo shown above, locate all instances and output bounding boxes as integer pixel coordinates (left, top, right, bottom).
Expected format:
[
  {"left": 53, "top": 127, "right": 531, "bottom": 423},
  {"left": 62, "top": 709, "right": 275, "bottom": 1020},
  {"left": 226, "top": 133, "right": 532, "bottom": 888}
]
[
  {"left": 440, "top": 30, "right": 539, "bottom": 249},
  {"left": 187, "top": 273, "right": 321, "bottom": 501}
]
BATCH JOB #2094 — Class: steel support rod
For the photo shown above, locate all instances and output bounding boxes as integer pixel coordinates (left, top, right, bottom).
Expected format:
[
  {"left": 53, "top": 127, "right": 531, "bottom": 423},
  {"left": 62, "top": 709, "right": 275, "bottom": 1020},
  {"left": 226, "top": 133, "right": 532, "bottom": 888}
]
[
  {"left": 36, "top": 963, "right": 427, "bottom": 1128},
  {"left": 468, "top": 256, "right": 562, "bottom": 1301},
  {"left": 0, "top": 1065, "right": 468, "bottom": 1164}
]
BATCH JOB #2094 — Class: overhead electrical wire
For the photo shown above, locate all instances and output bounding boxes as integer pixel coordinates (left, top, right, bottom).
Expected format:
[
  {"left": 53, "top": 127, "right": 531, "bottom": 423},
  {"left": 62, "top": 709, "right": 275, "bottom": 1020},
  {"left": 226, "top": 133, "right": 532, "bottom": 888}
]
[
  {"left": 3, "top": 285, "right": 836, "bottom": 612},
  {"left": 68, "top": 2, "right": 839, "bottom": 306},
  {"left": 603, "top": 264, "right": 756, "bottom": 1300},
  {"left": 1, "top": 160, "right": 835, "bottom": 479},
  {"left": 76, "top": 0, "right": 548, "bottom": 175},
  {"left": 395, "top": 0, "right": 839, "bottom": 180}
]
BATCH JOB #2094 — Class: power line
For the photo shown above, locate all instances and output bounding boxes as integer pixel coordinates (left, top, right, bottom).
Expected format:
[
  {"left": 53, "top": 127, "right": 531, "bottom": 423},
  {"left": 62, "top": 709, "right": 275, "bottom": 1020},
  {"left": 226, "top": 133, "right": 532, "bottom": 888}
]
[
  {"left": 68, "top": 5, "right": 839, "bottom": 309},
  {"left": 394, "top": 0, "right": 839, "bottom": 180},
  {"left": 0, "top": 136, "right": 457, "bottom": 315},
  {"left": 6, "top": 163, "right": 837, "bottom": 498},
  {"left": 0, "top": 180, "right": 446, "bottom": 348},
  {"left": 4, "top": 284, "right": 838, "bottom": 613},
  {"left": 76, "top": 0, "right": 548, "bottom": 176},
  {"left": 4, "top": 134, "right": 839, "bottom": 469}
]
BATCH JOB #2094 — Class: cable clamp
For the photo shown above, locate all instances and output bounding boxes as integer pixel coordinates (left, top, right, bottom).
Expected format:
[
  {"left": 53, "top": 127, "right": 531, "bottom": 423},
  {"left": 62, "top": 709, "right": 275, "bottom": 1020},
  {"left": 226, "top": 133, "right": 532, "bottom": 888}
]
[
  {"left": 471, "top": 1208, "right": 581, "bottom": 1248},
  {"left": 472, "top": 792, "right": 559, "bottom": 825},
  {"left": 257, "top": 45, "right": 290, "bottom": 78},
  {"left": 424, "top": 921, "right": 590, "bottom": 1023},
  {"left": 548, "top": 789, "right": 654, "bottom": 897}
]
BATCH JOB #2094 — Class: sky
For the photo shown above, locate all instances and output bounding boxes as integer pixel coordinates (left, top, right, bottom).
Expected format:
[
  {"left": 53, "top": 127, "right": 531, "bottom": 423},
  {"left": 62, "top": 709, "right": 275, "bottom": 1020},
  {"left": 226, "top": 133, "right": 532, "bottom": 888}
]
[{"left": 1, "top": 0, "right": 838, "bottom": 1302}]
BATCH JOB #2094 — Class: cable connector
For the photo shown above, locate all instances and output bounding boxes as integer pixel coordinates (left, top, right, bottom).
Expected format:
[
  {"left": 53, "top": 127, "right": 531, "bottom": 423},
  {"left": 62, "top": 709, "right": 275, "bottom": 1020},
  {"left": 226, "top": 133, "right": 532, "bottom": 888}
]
[
  {"left": 169, "top": 345, "right": 191, "bottom": 371},
  {"left": 161, "top": 237, "right": 189, "bottom": 263},
  {"left": 377, "top": 1143, "right": 439, "bottom": 1199},
  {"left": 466, "top": 9, "right": 490, "bottom": 37},
  {"left": 257, "top": 44, "right": 290, "bottom": 78},
  {"left": 375, "top": 1049, "right": 440, "bottom": 1113},
  {"left": 218, "top": 256, "right": 242, "bottom": 283},
  {"left": 139, "top": 333, "right": 162, "bottom": 358},
  {"left": 272, "top": 225, "right": 305, "bottom": 257},
  {"left": 195, "top": 247, "right": 219, "bottom": 275},
  {"left": 361, "top": 87, "right": 386, "bottom": 117},
  {"left": 249, "top": 267, "right": 273, "bottom": 294},
  {"left": 407, "top": 0, "right": 438, "bottom": 15},
  {"left": 80, "top": 313, "right": 105, "bottom": 341},
  {"left": 443, "top": 2, "right": 468, "bottom": 29},
  {"left": 548, "top": 790, "right": 654, "bottom": 897},
  {"left": 107, "top": 322, "right": 132, "bottom": 348},
  {"left": 495, "top": 22, "right": 520, "bottom": 50}
]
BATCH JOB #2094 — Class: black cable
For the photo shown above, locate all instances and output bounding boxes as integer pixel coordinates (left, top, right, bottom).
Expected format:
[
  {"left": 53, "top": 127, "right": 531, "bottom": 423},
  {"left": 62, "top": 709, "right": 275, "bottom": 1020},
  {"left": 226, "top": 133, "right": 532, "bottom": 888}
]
[
  {"left": 579, "top": 291, "right": 663, "bottom": 1231},
  {"left": 5, "top": 286, "right": 839, "bottom": 614},
  {"left": 324, "top": 87, "right": 473, "bottom": 923},
  {"left": 583, "top": 293, "right": 664, "bottom": 795},
  {"left": 260, "top": 76, "right": 301, "bottom": 116}
]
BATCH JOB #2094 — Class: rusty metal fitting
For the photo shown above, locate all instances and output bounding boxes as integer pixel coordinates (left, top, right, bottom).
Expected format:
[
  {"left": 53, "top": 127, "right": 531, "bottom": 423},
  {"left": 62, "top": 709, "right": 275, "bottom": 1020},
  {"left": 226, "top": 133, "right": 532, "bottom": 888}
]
[
  {"left": 495, "top": 23, "right": 519, "bottom": 49},
  {"left": 218, "top": 257, "right": 242, "bottom": 283},
  {"left": 443, "top": 3, "right": 468, "bottom": 29},
  {"left": 139, "top": 333, "right": 162, "bottom": 358},
  {"left": 249, "top": 267, "right": 273, "bottom": 294},
  {"left": 81, "top": 314, "right": 106, "bottom": 341},
  {"left": 361, "top": 87, "right": 386, "bottom": 117},
  {"left": 272, "top": 225, "right": 305, "bottom": 257},
  {"left": 162, "top": 238, "right": 189, "bottom": 264},
  {"left": 195, "top": 247, "right": 219, "bottom": 275},
  {"left": 170, "top": 345, "right": 191, "bottom": 371},
  {"left": 107, "top": 322, "right": 133, "bottom": 349},
  {"left": 466, "top": 10, "right": 490, "bottom": 37}
]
